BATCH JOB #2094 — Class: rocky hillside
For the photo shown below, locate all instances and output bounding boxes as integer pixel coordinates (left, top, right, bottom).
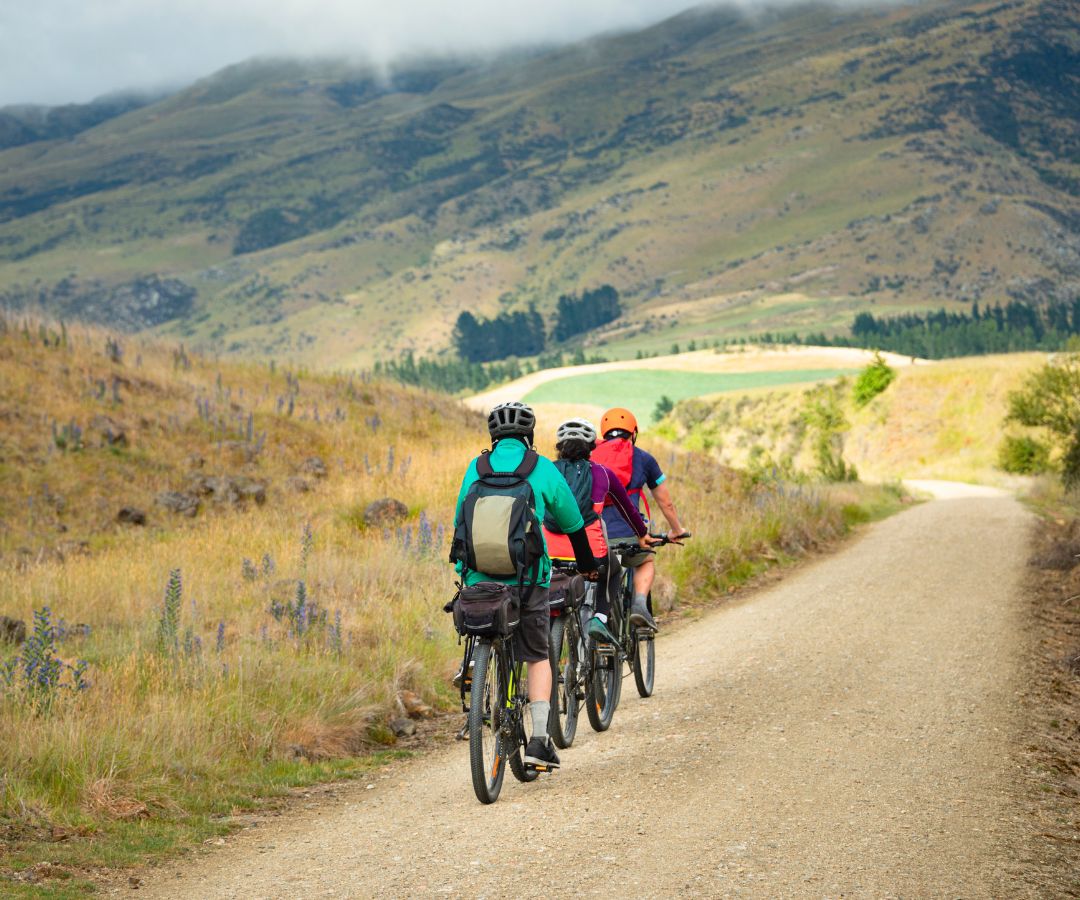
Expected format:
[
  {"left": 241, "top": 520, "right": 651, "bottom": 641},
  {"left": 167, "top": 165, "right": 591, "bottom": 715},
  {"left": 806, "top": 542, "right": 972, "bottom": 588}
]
[
  {"left": 0, "top": 312, "right": 482, "bottom": 561},
  {"left": 0, "top": 0, "right": 1076, "bottom": 367}
]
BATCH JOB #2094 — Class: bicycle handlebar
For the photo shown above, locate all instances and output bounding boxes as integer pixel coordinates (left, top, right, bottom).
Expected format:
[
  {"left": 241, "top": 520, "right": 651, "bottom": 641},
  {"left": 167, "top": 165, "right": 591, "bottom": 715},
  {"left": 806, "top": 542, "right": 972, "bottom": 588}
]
[{"left": 608, "top": 531, "right": 692, "bottom": 554}]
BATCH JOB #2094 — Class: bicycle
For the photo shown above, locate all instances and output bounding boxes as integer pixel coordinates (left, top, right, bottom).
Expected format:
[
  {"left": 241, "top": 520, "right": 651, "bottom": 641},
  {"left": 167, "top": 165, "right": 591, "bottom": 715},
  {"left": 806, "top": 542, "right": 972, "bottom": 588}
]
[
  {"left": 593, "top": 532, "right": 691, "bottom": 724},
  {"left": 547, "top": 561, "right": 590, "bottom": 749},
  {"left": 458, "top": 631, "right": 546, "bottom": 804}
]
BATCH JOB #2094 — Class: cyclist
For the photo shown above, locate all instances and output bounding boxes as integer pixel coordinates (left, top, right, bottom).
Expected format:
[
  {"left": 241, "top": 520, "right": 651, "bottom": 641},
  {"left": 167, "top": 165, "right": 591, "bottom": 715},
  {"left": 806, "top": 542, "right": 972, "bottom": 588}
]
[
  {"left": 542, "top": 418, "right": 657, "bottom": 645},
  {"left": 593, "top": 407, "right": 690, "bottom": 632},
  {"left": 452, "top": 401, "right": 598, "bottom": 771}
]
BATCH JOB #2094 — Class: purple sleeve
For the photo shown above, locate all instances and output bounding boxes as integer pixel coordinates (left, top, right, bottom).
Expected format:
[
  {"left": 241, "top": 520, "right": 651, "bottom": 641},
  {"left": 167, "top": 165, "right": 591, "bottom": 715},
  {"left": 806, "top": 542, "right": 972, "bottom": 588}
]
[{"left": 595, "top": 463, "right": 648, "bottom": 537}]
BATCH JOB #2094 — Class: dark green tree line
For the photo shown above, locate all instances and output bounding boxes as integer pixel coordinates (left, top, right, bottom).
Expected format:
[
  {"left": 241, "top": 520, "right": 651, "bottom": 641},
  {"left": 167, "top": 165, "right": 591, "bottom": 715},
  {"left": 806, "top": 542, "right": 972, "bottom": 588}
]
[{"left": 553, "top": 285, "right": 621, "bottom": 342}]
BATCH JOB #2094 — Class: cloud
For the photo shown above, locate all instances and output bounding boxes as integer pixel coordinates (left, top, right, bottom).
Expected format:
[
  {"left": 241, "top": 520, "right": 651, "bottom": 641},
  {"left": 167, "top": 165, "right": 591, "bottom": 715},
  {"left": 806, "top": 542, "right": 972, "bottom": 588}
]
[{"left": 0, "top": 0, "right": 707, "bottom": 106}]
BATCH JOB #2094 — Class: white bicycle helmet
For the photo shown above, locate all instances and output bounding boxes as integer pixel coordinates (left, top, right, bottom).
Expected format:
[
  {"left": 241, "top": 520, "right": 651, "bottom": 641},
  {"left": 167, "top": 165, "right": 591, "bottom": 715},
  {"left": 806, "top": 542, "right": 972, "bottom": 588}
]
[
  {"left": 555, "top": 418, "right": 598, "bottom": 444},
  {"left": 487, "top": 401, "right": 536, "bottom": 440}
]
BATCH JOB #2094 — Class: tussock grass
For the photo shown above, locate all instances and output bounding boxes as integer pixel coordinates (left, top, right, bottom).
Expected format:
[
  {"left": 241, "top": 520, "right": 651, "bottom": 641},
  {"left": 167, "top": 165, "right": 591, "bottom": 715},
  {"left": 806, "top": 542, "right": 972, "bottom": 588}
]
[{"left": 0, "top": 317, "right": 902, "bottom": 890}]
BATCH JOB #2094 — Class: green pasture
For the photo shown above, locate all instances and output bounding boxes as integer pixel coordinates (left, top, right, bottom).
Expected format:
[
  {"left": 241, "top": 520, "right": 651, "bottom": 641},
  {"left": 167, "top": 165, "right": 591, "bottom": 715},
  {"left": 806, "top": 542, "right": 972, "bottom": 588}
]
[{"left": 524, "top": 367, "right": 857, "bottom": 421}]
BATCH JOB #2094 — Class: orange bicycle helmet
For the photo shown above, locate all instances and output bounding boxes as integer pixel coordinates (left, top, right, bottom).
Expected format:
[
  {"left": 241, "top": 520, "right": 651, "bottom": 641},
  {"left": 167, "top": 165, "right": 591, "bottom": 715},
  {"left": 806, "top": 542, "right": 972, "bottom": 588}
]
[{"left": 600, "top": 407, "right": 638, "bottom": 438}]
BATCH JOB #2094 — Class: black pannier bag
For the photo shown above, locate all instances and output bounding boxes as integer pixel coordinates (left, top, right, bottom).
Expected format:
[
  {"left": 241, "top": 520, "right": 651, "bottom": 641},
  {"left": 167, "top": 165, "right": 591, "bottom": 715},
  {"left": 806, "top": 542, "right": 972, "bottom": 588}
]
[
  {"left": 453, "top": 582, "right": 520, "bottom": 637},
  {"left": 547, "top": 570, "right": 585, "bottom": 611}
]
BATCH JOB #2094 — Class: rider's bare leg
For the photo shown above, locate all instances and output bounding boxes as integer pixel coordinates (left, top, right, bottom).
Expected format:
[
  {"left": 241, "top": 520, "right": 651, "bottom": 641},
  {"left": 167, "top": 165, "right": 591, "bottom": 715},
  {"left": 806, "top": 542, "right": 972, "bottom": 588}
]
[
  {"left": 527, "top": 658, "right": 552, "bottom": 701},
  {"left": 633, "top": 557, "right": 656, "bottom": 598}
]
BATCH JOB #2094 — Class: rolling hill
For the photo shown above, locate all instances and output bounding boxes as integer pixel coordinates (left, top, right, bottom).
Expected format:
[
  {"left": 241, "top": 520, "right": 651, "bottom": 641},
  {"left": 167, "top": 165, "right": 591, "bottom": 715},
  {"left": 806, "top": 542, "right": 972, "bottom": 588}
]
[{"left": 0, "top": 0, "right": 1076, "bottom": 369}]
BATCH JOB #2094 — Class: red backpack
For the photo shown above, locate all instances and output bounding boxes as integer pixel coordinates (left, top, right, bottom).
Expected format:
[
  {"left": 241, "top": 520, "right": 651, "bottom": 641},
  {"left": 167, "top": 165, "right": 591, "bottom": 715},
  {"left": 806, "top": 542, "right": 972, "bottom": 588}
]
[
  {"left": 592, "top": 438, "right": 634, "bottom": 489},
  {"left": 592, "top": 437, "right": 651, "bottom": 520}
]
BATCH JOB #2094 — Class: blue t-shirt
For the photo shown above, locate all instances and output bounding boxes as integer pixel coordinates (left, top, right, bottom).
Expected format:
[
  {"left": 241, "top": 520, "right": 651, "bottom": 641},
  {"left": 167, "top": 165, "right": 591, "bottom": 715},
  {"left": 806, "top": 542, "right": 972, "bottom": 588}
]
[{"left": 602, "top": 446, "right": 666, "bottom": 539}]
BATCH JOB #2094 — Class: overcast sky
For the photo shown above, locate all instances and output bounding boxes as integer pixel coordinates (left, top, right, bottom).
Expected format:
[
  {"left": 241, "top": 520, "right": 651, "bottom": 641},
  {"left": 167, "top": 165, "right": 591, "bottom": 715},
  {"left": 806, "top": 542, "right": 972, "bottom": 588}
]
[{"left": 0, "top": 0, "right": 715, "bottom": 107}]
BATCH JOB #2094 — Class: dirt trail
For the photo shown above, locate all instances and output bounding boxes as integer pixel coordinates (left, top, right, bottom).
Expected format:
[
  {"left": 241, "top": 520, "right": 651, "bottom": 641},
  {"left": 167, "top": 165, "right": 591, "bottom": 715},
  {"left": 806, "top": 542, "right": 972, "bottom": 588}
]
[{"left": 132, "top": 483, "right": 1037, "bottom": 898}]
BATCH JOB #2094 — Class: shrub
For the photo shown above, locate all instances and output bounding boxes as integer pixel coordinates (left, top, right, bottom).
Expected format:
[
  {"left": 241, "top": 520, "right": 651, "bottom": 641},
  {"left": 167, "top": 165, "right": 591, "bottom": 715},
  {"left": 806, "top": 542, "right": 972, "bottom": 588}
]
[
  {"left": 654, "top": 394, "right": 675, "bottom": 421},
  {"left": 852, "top": 352, "right": 896, "bottom": 407},
  {"left": 998, "top": 435, "right": 1051, "bottom": 474},
  {"left": 1007, "top": 353, "right": 1080, "bottom": 488}
]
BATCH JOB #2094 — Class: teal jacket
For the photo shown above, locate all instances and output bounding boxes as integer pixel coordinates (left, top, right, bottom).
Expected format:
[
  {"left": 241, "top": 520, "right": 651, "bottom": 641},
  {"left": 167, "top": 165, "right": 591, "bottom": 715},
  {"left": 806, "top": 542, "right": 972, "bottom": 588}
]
[{"left": 453, "top": 438, "right": 585, "bottom": 587}]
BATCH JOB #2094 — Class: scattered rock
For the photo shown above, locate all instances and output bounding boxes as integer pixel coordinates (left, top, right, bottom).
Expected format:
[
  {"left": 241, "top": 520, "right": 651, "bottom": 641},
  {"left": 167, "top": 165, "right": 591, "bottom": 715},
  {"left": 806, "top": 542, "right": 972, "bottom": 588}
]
[
  {"left": 652, "top": 573, "right": 678, "bottom": 614},
  {"left": 398, "top": 690, "right": 434, "bottom": 719},
  {"left": 156, "top": 491, "right": 200, "bottom": 518},
  {"left": 364, "top": 497, "right": 409, "bottom": 528},
  {"left": 0, "top": 615, "right": 26, "bottom": 645},
  {"left": 300, "top": 456, "right": 328, "bottom": 479},
  {"left": 117, "top": 507, "right": 146, "bottom": 526},
  {"left": 186, "top": 475, "right": 267, "bottom": 506},
  {"left": 389, "top": 717, "right": 417, "bottom": 738},
  {"left": 286, "top": 476, "right": 313, "bottom": 494},
  {"left": 89, "top": 415, "right": 127, "bottom": 448}
]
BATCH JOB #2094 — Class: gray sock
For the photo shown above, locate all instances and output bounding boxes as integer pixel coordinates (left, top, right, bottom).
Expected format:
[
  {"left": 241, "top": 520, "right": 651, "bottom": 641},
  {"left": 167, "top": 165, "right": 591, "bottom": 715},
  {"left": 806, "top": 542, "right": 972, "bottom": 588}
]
[
  {"left": 633, "top": 592, "right": 649, "bottom": 607},
  {"left": 530, "top": 700, "right": 550, "bottom": 741}
]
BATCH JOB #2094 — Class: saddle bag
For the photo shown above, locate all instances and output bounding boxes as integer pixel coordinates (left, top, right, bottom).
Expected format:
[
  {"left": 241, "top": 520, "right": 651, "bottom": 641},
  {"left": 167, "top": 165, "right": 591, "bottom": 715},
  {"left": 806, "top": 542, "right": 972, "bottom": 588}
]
[
  {"left": 453, "top": 582, "right": 520, "bottom": 638},
  {"left": 547, "top": 570, "right": 585, "bottom": 611}
]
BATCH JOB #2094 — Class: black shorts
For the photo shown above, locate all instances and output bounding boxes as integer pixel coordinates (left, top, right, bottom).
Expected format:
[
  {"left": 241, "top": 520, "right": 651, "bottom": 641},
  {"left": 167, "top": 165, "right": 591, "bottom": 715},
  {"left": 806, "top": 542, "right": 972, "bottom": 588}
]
[{"left": 512, "top": 584, "right": 550, "bottom": 663}]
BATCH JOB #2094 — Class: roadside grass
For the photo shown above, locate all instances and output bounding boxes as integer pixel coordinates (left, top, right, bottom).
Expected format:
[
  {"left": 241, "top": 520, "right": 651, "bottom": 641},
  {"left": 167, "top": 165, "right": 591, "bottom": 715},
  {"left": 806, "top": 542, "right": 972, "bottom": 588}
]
[{"left": 2, "top": 319, "right": 912, "bottom": 895}]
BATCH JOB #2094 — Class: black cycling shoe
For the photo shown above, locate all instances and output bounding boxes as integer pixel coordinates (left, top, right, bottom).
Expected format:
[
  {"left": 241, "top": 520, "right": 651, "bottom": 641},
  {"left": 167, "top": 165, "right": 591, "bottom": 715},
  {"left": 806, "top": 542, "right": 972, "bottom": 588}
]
[
  {"left": 629, "top": 599, "right": 658, "bottom": 632},
  {"left": 524, "top": 737, "right": 561, "bottom": 770}
]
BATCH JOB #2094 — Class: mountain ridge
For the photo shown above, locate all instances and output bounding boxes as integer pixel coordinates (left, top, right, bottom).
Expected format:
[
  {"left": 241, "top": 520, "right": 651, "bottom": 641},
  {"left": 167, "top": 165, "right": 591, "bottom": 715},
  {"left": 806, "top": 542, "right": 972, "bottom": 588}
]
[{"left": 0, "top": 0, "right": 1075, "bottom": 368}]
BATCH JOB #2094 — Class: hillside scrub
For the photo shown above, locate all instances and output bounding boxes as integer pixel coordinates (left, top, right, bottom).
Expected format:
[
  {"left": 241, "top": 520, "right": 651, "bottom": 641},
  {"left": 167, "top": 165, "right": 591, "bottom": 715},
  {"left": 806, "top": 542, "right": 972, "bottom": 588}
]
[
  {"left": 1006, "top": 351, "right": 1080, "bottom": 488},
  {"left": 656, "top": 353, "right": 1047, "bottom": 484},
  {"left": 852, "top": 353, "right": 896, "bottom": 408}
]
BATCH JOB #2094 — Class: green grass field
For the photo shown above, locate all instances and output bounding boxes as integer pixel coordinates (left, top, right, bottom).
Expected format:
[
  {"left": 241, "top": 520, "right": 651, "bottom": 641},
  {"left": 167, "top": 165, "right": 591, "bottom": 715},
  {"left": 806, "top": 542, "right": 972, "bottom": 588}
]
[{"left": 524, "top": 368, "right": 857, "bottom": 420}]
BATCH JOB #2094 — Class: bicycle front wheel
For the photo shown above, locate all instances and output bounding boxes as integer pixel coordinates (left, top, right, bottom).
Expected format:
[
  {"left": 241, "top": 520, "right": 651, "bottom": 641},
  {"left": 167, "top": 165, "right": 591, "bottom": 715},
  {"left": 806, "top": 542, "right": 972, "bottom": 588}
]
[
  {"left": 549, "top": 615, "right": 580, "bottom": 749},
  {"left": 633, "top": 631, "right": 655, "bottom": 697},
  {"left": 468, "top": 641, "right": 506, "bottom": 804},
  {"left": 585, "top": 641, "right": 621, "bottom": 732}
]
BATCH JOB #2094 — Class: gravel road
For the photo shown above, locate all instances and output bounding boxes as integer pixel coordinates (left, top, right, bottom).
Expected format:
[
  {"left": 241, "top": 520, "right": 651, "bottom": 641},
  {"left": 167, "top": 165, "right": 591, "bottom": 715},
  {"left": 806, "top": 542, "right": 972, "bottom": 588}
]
[{"left": 133, "top": 482, "right": 1037, "bottom": 898}]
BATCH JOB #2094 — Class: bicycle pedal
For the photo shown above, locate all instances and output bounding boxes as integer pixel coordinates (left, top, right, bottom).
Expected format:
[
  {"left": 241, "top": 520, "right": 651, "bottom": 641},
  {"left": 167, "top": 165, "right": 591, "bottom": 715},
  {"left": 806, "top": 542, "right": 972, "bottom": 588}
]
[{"left": 528, "top": 764, "right": 554, "bottom": 774}]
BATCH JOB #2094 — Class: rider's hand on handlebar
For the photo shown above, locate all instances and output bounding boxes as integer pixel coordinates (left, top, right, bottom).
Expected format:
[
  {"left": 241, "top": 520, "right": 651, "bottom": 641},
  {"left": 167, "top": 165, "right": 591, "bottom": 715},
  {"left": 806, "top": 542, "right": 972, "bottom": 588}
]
[
  {"left": 638, "top": 534, "right": 663, "bottom": 549},
  {"left": 578, "top": 567, "right": 600, "bottom": 582},
  {"left": 667, "top": 529, "right": 691, "bottom": 545}
]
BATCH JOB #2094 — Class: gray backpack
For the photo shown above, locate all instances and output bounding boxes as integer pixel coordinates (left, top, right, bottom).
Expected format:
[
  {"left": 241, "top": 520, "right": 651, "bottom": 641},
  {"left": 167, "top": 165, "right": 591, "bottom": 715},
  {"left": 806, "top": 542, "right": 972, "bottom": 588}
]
[{"left": 450, "top": 449, "right": 545, "bottom": 590}]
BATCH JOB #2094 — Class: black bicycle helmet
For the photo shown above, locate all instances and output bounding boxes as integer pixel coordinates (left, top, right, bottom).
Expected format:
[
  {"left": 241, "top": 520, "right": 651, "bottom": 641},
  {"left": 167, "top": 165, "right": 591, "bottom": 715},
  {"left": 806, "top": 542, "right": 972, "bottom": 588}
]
[{"left": 487, "top": 401, "right": 536, "bottom": 440}]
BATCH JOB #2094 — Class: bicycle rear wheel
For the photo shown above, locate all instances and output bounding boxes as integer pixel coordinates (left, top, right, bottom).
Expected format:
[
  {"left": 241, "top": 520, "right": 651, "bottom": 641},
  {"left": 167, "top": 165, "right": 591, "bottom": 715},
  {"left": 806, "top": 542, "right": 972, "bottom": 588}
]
[
  {"left": 548, "top": 614, "right": 581, "bottom": 749},
  {"left": 633, "top": 631, "right": 655, "bottom": 697},
  {"left": 468, "top": 641, "right": 506, "bottom": 804}
]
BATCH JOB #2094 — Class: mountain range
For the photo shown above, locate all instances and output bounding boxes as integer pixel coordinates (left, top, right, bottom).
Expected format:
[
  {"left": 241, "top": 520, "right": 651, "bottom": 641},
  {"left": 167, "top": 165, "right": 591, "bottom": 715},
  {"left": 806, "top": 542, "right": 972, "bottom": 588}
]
[{"left": 0, "top": 0, "right": 1076, "bottom": 368}]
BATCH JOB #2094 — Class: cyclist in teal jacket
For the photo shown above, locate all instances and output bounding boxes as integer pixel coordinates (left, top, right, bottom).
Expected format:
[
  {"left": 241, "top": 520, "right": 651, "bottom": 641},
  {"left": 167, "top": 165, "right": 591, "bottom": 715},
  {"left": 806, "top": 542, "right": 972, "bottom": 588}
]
[{"left": 453, "top": 401, "right": 596, "bottom": 770}]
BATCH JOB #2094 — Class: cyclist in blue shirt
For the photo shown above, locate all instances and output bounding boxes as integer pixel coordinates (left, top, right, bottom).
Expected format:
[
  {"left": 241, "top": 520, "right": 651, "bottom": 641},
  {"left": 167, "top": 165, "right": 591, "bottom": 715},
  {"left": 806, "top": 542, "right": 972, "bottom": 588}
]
[{"left": 596, "top": 407, "right": 689, "bottom": 631}]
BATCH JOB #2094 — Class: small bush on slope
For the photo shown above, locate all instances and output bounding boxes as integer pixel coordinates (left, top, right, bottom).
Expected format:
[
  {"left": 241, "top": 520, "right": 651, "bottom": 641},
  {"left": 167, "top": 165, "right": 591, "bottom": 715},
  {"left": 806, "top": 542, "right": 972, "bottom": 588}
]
[{"left": 852, "top": 353, "right": 896, "bottom": 408}]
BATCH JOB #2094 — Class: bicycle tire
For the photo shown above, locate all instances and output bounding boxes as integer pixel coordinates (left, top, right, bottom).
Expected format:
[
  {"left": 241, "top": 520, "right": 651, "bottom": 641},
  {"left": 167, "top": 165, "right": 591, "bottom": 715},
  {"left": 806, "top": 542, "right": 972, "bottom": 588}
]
[
  {"left": 507, "top": 659, "right": 538, "bottom": 783},
  {"left": 633, "top": 631, "right": 655, "bottom": 697},
  {"left": 548, "top": 614, "right": 580, "bottom": 749},
  {"left": 585, "top": 640, "right": 621, "bottom": 731},
  {"left": 468, "top": 641, "right": 506, "bottom": 804}
]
